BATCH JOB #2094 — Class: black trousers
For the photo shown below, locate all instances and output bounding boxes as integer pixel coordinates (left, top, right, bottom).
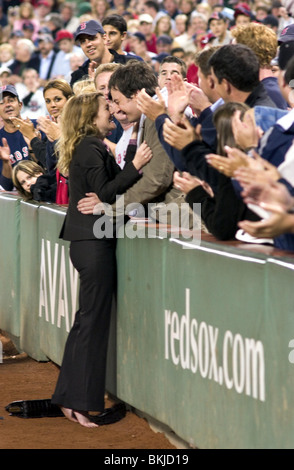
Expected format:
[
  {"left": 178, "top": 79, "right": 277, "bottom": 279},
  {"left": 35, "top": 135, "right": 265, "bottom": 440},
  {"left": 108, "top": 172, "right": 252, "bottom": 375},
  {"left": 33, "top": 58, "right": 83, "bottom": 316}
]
[{"left": 51, "top": 238, "right": 117, "bottom": 412}]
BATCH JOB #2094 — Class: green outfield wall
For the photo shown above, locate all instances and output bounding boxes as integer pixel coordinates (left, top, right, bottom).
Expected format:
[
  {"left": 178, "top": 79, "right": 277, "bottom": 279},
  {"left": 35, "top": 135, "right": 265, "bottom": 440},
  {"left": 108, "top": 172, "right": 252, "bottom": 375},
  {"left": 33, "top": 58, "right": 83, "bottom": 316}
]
[{"left": 1, "top": 192, "right": 294, "bottom": 449}]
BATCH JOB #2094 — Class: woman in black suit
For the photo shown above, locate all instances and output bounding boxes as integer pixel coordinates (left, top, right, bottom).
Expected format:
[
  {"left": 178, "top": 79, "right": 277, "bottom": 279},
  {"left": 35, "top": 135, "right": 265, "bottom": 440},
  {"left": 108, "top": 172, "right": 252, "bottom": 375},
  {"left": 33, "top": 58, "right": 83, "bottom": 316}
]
[{"left": 51, "top": 92, "right": 152, "bottom": 427}]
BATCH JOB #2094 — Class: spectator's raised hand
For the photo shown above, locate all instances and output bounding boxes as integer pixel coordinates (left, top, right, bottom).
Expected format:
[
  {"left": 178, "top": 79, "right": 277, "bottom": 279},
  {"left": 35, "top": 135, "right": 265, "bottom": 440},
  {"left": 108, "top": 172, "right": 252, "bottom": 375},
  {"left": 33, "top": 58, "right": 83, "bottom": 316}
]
[
  {"left": 0, "top": 137, "right": 12, "bottom": 179},
  {"left": 238, "top": 211, "right": 294, "bottom": 239},
  {"left": 241, "top": 180, "right": 294, "bottom": 214},
  {"left": 173, "top": 170, "right": 214, "bottom": 197},
  {"left": 88, "top": 61, "right": 98, "bottom": 79},
  {"left": 0, "top": 137, "right": 11, "bottom": 162},
  {"left": 37, "top": 116, "right": 61, "bottom": 142},
  {"left": 234, "top": 150, "right": 281, "bottom": 188},
  {"left": 136, "top": 87, "right": 166, "bottom": 121},
  {"left": 163, "top": 116, "right": 196, "bottom": 150},
  {"left": 232, "top": 109, "right": 261, "bottom": 150},
  {"left": 10, "top": 116, "right": 39, "bottom": 143},
  {"left": 206, "top": 146, "right": 251, "bottom": 177},
  {"left": 186, "top": 83, "right": 211, "bottom": 116},
  {"left": 166, "top": 74, "right": 190, "bottom": 120}
]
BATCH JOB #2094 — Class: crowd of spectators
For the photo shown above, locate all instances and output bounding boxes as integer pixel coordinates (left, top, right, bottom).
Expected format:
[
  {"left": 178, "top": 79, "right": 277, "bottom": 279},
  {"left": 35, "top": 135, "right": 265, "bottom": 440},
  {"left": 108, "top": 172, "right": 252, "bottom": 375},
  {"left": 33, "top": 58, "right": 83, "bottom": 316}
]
[{"left": 1, "top": 0, "right": 294, "bottom": 252}]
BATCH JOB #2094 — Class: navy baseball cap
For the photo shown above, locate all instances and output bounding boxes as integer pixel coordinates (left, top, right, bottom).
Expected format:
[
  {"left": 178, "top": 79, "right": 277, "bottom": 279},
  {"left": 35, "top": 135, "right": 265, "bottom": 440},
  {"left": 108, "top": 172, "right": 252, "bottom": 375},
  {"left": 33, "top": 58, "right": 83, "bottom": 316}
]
[
  {"left": 278, "top": 24, "right": 294, "bottom": 43},
  {"left": 278, "top": 41, "right": 294, "bottom": 69},
  {"left": 132, "top": 32, "right": 146, "bottom": 42},
  {"left": 156, "top": 35, "right": 173, "bottom": 45},
  {"left": 74, "top": 20, "right": 105, "bottom": 40},
  {"left": 22, "top": 21, "right": 34, "bottom": 31},
  {"left": 0, "top": 84, "right": 19, "bottom": 98},
  {"left": 153, "top": 52, "right": 169, "bottom": 62}
]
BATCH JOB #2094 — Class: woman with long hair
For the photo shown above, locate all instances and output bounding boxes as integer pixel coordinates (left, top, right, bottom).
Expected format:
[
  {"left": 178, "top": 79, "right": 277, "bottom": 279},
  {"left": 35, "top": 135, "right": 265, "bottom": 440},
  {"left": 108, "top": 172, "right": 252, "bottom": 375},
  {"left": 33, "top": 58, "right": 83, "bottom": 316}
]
[
  {"left": 12, "top": 160, "right": 44, "bottom": 199},
  {"left": 154, "top": 15, "right": 175, "bottom": 39},
  {"left": 12, "top": 160, "right": 57, "bottom": 202},
  {"left": 12, "top": 2, "right": 40, "bottom": 41},
  {"left": 12, "top": 78, "right": 73, "bottom": 173},
  {"left": 12, "top": 78, "right": 74, "bottom": 203},
  {"left": 50, "top": 92, "right": 152, "bottom": 427}
]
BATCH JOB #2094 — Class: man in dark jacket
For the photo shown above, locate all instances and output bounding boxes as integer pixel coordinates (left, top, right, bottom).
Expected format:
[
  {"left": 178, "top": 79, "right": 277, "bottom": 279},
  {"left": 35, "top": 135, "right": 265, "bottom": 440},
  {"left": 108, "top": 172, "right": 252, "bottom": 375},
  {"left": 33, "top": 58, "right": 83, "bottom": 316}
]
[
  {"left": 158, "top": 44, "right": 278, "bottom": 190},
  {"left": 70, "top": 19, "right": 141, "bottom": 87}
]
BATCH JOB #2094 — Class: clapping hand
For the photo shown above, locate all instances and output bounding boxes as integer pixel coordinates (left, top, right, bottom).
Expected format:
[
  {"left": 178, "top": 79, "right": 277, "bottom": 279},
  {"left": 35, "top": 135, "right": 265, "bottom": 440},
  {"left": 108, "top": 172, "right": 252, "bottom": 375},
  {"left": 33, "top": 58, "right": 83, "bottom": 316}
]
[
  {"left": 173, "top": 170, "right": 214, "bottom": 197},
  {"left": 0, "top": 137, "right": 11, "bottom": 162},
  {"left": 37, "top": 116, "right": 61, "bottom": 142},
  {"left": 163, "top": 116, "right": 196, "bottom": 150},
  {"left": 136, "top": 87, "right": 166, "bottom": 121},
  {"left": 10, "top": 116, "right": 39, "bottom": 143}
]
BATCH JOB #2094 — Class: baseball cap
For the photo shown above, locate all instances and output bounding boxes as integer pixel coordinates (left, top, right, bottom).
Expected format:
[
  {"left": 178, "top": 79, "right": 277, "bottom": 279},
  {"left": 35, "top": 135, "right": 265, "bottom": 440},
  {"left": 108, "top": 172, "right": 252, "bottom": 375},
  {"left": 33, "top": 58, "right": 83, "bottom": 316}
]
[
  {"left": 200, "top": 32, "right": 216, "bottom": 47},
  {"left": 37, "top": 0, "right": 51, "bottom": 6},
  {"left": 278, "top": 24, "right": 294, "bottom": 43},
  {"left": 22, "top": 21, "right": 34, "bottom": 31},
  {"left": 278, "top": 41, "right": 294, "bottom": 69},
  {"left": 78, "top": 2, "right": 92, "bottom": 16},
  {"left": 38, "top": 33, "right": 54, "bottom": 43},
  {"left": 10, "top": 30, "right": 24, "bottom": 38},
  {"left": 156, "top": 34, "right": 173, "bottom": 45},
  {"left": 262, "top": 15, "right": 279, "bottom": 28},
  {"left": 234, "top": 2, "right": 252, "bottom": 18},
  {"left": 56, "top": 29, "right": 74, "bottom": 42},
  {"left": 0, "top": 66, "right": 11, "bottom": 75},
  {"left": 132, "top": 31, "right": 146, "bottom": 42},
  {"left": 74, "top": 20, "right": 105, "bottom": 40},
  {"left": 208, "top": 12, "right": 226, "bottom": 25},
  {"left": 0, "top": 84, "right": 19, "bottom": 99},
  {"left": 153, "top": 52, "right": 169, "bottom": 62},
  {"left": 139, "top": 13, "right": 153, "bottom": 24}
]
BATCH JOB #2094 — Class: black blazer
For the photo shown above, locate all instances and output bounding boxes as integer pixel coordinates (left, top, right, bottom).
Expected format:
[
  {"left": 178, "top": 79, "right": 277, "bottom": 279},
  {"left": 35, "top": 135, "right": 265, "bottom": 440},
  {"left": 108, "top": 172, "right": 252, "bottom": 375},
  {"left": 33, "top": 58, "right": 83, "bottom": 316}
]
[{"left": 60, "top": 135, "right": 140, "bottom": 241}]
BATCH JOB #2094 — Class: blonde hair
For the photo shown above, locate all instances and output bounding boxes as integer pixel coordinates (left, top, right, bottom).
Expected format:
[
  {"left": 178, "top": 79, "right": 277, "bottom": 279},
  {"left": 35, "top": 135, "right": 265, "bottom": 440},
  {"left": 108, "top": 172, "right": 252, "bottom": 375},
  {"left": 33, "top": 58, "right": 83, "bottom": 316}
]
[
  {"left": 154, "top": 15, "right": 174, "bottom": 37},
  {"left": 231, "top": 23, "right": 278, "bottom": 67},
  {"left": 73, "top": 78, "right": 96, "bottom": 95},
  {"left": 57, "top": 92, "right": 103, "bottom": 175},
  {"left": 94, "top": 62, "right": 121, "bottom": 82},
  {"left": 79, "top": 14, "right": 94, "bottom": 23},
  {"left": 127, "top": 19, "right": 140, "bottom": 32},
  {"left": 19, "top": 1, "right": 34, "bottom": 19},
  {"left": 0, "top": 43, "right": 14, "bottom": 55}
]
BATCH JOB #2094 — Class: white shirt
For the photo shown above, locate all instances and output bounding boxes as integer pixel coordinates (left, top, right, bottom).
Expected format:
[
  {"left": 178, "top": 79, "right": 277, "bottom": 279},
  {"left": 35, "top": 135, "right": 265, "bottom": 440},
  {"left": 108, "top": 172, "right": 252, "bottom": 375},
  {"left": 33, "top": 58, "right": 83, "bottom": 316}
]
[
  {"left": 39, "top": 50, "right": 55, "bottom": 80},
  {"left": 115, "top": 125, "right": 134, "bottom": 169}
]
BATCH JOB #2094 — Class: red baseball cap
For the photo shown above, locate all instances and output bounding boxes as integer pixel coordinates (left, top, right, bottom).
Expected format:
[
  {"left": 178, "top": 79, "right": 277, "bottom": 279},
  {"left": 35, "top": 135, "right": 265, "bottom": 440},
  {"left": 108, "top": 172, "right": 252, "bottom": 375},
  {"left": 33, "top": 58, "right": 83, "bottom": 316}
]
[{"left": 56, "top": 30, "right": 74, "bottom": 42}]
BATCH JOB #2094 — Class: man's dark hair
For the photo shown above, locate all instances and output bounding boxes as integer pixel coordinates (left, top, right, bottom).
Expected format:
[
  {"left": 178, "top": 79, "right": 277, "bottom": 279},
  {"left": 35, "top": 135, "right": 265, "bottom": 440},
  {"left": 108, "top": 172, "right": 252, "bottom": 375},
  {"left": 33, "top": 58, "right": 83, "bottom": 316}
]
[
  {"left": 108, "top": 61, "right": 158, "bottom": 98},
  {"left": 102, "top": 14, "right": 127, "bottom": 34},
  {"left": 144, "top": 1, "right": 160, "bottom": 12},
  {"left": 208, "top": 44, "right": 260, "bottom": 92},
  {"left": 160, "top": 55, "right": 187, "bottom": 78},
  {"left": 171, "top": 47, "right": 185, "bottom": 55},
  {"left": 195, "top": 46, "right": 221, "bottom": 77}
]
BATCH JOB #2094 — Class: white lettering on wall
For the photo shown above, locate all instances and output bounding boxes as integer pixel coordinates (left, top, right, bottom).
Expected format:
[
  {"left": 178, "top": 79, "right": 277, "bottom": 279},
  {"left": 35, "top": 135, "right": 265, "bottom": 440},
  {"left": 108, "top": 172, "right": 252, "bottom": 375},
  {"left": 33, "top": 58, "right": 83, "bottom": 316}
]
[
  {"left": 165, "top": 288, "right": 265, "bottom": 402},
  {"left": 39, "top": 239, "right": 78, "bottom": 332}
]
